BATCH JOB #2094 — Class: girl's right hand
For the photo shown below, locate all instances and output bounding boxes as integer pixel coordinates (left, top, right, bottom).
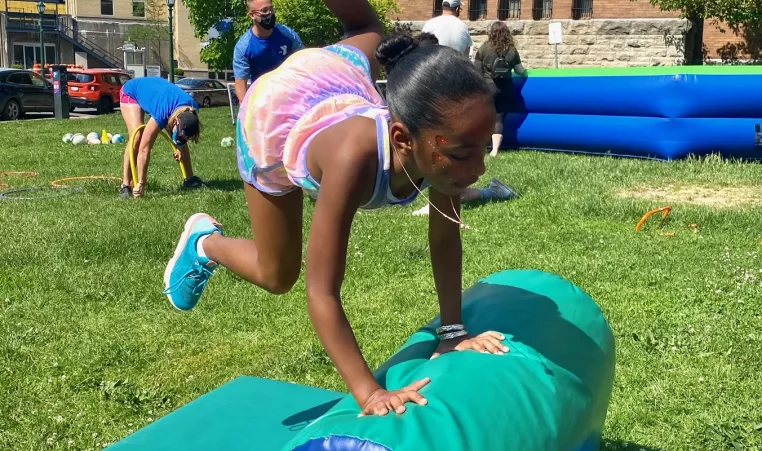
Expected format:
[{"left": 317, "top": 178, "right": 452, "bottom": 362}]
[{"left": 358, "top": 378, "right": 431, "bottom": 416}]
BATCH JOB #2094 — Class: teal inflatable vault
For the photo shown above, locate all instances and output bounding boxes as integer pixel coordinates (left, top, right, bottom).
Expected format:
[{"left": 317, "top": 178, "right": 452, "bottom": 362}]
[{"left": 109, "top": 269, "right": 616, "bottom": 451}]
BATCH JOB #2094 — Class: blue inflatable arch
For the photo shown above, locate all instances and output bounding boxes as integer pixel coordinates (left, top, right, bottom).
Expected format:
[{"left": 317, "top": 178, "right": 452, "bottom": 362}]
[{"left": 500, "top": 66, "right": 762, "bottom": 160}]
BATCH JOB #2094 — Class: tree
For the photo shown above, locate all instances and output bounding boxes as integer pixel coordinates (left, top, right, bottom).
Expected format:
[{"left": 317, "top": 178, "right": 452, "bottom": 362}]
[
  {"left": 181, "top": 0, "right": 400, "bottom": 71},
  {"left": 643, "top": 0, "right": 762, "bottom": 29},
  {"left": 126, "top": 0, "right": 169, "bottom": 70},
  {"left": 643, "top": 0, "right": 762, "bottom": 64}
]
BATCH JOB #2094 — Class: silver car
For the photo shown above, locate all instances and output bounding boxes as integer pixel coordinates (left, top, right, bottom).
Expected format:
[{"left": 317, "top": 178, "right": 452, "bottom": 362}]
[{"left": 175, "top": 78, "right": 229, "bottom": 108}]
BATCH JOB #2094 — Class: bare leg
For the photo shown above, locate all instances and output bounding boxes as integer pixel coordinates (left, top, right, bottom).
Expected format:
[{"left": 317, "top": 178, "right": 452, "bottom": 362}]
[
  {"left": 136, "top": 140, "right": 152, "bottom": 190},
  {"left": 203, "top": 183, "right": 304, "bottom": 294},
  {"left": 178, "top": 143, "right": 195, "bottom": 179},
  {"left": 489, "top": 135, "right": 503, "bottom": 157},
  {"left": 120, "top": 105, "right": 144, "bottom": 186},
  {"left": 489, "top": 112, "right": 505, "bottom": 158}
]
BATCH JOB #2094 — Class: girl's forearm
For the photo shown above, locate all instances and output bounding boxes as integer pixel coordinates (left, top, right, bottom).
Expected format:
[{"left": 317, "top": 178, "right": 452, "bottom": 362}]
[
  {"left": 430, "top": 232, "right": 464, "bottom": 326},
  {"left": 308, "top": 293, "right": 381, "bottom": 405}
]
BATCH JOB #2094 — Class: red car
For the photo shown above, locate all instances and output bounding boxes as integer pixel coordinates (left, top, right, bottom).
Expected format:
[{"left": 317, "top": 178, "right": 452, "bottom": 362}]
[{"left": 67, "top": 68, "right": 131, "bottom": 114}]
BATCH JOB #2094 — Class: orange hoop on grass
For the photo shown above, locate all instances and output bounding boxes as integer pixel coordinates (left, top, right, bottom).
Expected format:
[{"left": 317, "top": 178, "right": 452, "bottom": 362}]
[{"left": 635, "top": 206, "right": 672, "bottom": 232}]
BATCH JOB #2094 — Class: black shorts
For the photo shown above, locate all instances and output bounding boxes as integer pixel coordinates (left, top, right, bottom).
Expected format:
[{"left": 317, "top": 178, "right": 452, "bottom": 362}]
[{"left": 489, "top": 80, "right": 515, "bottom": 115}]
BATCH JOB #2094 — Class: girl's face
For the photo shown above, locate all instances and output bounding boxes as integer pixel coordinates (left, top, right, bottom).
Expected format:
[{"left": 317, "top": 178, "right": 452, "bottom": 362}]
[
  {"left": 412, "top": 95, "right": 496, "bottom": 197},
  {"left": 171, "top": 123, "right": 188, "bottom": 147}
]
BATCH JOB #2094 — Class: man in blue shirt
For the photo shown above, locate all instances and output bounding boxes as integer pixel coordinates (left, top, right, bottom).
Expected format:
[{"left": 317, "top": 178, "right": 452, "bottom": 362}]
[{"left": 233, "top": 0, "right": 304, "bottom": 103}]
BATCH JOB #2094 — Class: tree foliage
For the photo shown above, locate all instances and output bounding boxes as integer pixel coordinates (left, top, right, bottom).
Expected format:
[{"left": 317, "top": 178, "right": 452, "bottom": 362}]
[
  {"left": 181, "top": 0, "right": 400, "bottom": 70},
  {"left": 126, "top": 0, "right": 168, "bottom": 69},
  {"left": 643, "top": 0, "right": 762, "bottom": 28}
]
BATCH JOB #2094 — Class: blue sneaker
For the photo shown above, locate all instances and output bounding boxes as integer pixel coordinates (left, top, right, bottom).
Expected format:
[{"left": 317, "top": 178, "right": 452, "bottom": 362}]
[
  {"left": 486, "top": 178, "right": 519, "bottom": 200},
  {"left": 163, "top": 213, "right": 223, "bottom": 311}
]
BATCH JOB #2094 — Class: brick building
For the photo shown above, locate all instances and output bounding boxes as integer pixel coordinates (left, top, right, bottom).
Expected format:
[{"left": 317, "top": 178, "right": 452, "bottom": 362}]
[{"left": 392, "top": 0, "right": 760, "bottom": 65}]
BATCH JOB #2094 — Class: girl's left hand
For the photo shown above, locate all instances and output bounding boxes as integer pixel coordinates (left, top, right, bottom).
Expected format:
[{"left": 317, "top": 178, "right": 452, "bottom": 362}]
[{"left": 431, "top": 331, "right": 509, "bottom": 359}]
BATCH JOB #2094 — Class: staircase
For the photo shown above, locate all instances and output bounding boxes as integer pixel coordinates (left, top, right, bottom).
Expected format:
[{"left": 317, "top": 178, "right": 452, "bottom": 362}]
[{"left": 5, "top": 11, "right": 121, "bottom": 68}]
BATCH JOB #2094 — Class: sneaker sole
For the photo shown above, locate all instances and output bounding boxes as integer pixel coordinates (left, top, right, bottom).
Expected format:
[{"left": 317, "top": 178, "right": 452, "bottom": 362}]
[
  {"left": 164, "top": 213, "right": 217, "bottom": 311},
  {"left": 491, "top": 178, "right": 518, "bottom": 199}
]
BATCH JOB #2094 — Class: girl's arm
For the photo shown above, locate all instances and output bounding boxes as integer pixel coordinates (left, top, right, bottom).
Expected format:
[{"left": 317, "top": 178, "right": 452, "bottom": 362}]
[
  {"left": 306, "top": 134, "right": 378, "bottom": 405},
  {"left": 428, "top": 188, "right": 511, "bottom": 358},
  {"left": 306, "top": 118, "right": 430, "bottom": 415},
  {"left": 513, "top": 50, "right": 528, "bottom": 77},
  {"left": 428, "top": 189, "right": 463, "bottom": 327},
  {"left": 323, "top": 0, "right": 385, "bottom": 80},
  {"left": 474, "top": 44, "right": 486, "bottom": 76}
]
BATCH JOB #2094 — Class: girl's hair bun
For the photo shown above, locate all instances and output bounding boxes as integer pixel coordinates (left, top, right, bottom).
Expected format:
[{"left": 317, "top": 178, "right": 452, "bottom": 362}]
[{"left": 375, "top": 32, "right": 439, "bottom": 74}]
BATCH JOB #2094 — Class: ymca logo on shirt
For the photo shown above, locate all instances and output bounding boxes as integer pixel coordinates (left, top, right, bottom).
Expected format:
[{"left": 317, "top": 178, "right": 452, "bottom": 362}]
[{"left": 233, "top": 24, "right": 305, "bottom": 82}]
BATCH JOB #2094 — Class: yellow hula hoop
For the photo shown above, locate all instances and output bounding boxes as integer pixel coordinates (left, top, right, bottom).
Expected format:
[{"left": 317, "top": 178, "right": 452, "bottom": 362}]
[
  {"left": 128, "top": 124, "right": 188, "bottom": 187},
  {"left": 50, "top": 176, "right": 122, "bottom": 188}
]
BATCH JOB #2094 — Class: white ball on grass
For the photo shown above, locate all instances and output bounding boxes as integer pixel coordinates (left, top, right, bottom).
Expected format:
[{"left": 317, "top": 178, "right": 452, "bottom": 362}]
[
  {"left": 71, "top": 134, "right": 86, "bottom": 146},
  {"left": 62, "top": 133, "right": 74, "bottom": 144}
]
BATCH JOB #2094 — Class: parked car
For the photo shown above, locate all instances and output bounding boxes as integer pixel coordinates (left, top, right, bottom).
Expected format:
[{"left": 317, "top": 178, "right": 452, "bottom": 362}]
[
  {"left": 175, "top": 78, "right": 229, "bottom": 108},
  {"left": 0, "top": 68, "right": 54, "bottom": 120},
  {"left": 67, "top": 68, "right": 131, "bottom": 114}
]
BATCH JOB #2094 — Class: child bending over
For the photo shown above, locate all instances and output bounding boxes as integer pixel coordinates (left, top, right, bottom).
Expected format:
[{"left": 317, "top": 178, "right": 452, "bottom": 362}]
[{"left": 163, "top": 0, "right": 509, "bottom": 417}]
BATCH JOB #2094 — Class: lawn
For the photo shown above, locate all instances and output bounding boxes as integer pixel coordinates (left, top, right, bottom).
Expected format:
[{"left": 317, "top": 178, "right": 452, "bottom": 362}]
[{"left": 1, "top": 107, "right": 761, "bottom": 451}]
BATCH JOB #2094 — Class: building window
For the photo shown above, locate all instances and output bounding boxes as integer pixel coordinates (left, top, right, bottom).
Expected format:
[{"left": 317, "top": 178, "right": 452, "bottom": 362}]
[
  {"left": 498, "top": 0, "right": 521, "bottom": 19},
  {"left": 532, "top": 0, "right": 552, "bottom": 19},
  {"left": 468, "top": 0, "right": 487, "bottom": 20},
  {"left": 125, "top": 50, "right": 145, "bottom": 66},
  {"left": 12, "top": 43, "right": 56, "bottom": 69},
  {"left": 432, "top": 0, "right": 443, "bottom": 16},
  {"left": 101, "top": 0, "right": 113, "bottom": 16},
  {"left": 571, "top": 0, "right": 592, "bottom": 19},
  {"left": 132, "top": 0, "right": 146, "bottom": 17}
]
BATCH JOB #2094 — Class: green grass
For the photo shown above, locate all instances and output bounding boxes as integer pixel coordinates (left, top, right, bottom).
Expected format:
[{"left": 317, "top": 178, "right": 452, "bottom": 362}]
[{"left": 1, "top": 108, "right": 762, "bottom": 450}]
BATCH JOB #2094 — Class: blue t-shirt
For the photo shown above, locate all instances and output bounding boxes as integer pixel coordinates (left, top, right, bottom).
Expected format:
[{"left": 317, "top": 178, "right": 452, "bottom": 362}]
[
  {"left": 233, "top": 24, "right": 304, "bottom": 82},
  {"left": 122, "top": 77, "right": 199, "bottom": 129}
]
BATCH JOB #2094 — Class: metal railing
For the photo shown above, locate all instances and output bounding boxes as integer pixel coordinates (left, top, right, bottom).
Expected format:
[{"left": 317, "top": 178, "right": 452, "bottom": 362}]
[
  {"left": 57, "top": 17, "right": 122, "bottom": 67},
  {"left": 532, "top": 0, "right": 553, "bottom": 19},
  {"left": 498, "top": 0, "right": 521, "bottom": 20},
  {"left": 4, "top": 10, "right": 121, "bottom": 67},
  {"left": 571, "top": 0, "right": 593, "bottom": 19},
  {"left": 5, "top": 10, "right": 58, "bottom": 30}
]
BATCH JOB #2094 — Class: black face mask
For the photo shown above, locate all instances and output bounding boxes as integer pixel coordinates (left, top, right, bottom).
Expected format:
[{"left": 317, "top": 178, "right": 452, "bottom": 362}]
[{"left": 259, "top": 13, "right": 276, "bottom": 30}]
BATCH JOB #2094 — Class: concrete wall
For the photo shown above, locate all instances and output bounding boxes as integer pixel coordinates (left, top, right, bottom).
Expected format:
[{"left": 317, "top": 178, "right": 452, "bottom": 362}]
[
  {"left": 393, "top": 0, "right": 759, "bottom": 61},
  {"left": 402, "top": 18, "right": 692, "bottom": 68},
  {"left": 74, "top": 19, "right": 169, "bottom": 69},
  {"left": 174, "top": 0, "right": 207, "bottom": 73},
  {"left": 59, "top": 39, "right": 75, "bottom": 64}
]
